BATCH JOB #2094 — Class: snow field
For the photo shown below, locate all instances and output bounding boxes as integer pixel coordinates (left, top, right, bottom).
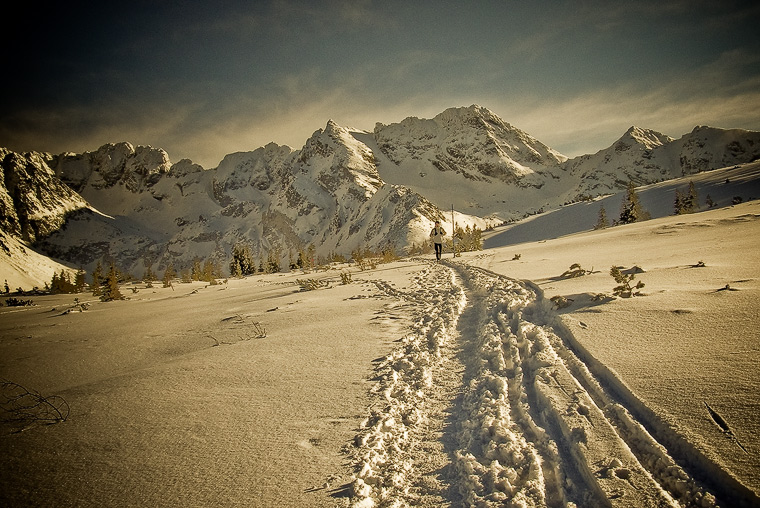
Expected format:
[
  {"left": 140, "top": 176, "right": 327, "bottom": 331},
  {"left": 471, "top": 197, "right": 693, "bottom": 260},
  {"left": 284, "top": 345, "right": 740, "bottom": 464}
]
[
  {"left": 349, "top": 260, "right": 731, "bottom": 507},
  {"left": 457, "top": 265, "right": 724, "bottom": 507},
  {"left": 451, "top": 268, "right": 556, "bottom": 507},
  {"left": 350, "top": 265, "right": 466, "bottom": 507},
  {"left": 541, "top": 311, "right": 722, "bottom": 508}
]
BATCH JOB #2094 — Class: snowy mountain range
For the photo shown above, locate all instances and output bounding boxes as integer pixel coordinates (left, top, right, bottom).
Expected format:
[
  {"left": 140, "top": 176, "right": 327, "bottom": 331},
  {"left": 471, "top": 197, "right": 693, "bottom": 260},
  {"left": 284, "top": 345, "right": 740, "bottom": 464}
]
[{"left": 2, "top": 105, "right": 760, "bottom": 287}]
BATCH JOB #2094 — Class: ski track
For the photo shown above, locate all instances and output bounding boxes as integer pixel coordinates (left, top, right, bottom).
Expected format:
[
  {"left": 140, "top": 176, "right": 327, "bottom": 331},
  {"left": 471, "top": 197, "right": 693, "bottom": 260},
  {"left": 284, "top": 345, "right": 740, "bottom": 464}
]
[{"left": 347, "top": 261, "right": 737, "bottom": 508}]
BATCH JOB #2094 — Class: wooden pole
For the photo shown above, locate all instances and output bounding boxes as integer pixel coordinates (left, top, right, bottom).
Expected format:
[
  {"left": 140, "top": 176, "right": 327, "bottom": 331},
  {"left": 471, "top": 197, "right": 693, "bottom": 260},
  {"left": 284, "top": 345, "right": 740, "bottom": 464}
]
[{"left": 451, "top": 204, "right": 456, "bottom": 257}]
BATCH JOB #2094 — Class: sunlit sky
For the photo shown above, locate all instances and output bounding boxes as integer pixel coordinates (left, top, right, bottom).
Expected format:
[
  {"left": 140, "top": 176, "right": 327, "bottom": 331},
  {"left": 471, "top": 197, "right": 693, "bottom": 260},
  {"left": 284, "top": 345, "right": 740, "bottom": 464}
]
[{"left": 2, "top": 0, "right": 759, "bottom": 168}]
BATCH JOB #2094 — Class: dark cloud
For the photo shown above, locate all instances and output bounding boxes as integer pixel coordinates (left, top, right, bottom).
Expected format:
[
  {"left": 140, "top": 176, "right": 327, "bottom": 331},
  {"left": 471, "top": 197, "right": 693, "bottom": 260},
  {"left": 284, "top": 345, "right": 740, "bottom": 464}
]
[{"left": 2, "top": 0, "right": 758, "bottom": 167}]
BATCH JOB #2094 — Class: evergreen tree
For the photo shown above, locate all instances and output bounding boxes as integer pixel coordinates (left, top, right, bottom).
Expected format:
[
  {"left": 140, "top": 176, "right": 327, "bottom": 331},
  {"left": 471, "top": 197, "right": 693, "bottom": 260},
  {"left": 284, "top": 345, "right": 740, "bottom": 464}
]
[
  {"left": 162, "top": 262, "right": 176, "bottom": 288},
  {"left": 4, "top": 280, "right": 9, "bottom": 294},
  {"left": 619, "top": 181, "right": 650, "bottom": 224},
  {"left": 594, "top": 205, "right": 609, "bottom": 229},
  {"left": 101, "top": 263, "right": 124, "bottom": 301},
  {"left": 201, "top": 259, "right": 218, "bottom": 282},
  {"left": 675, "top": 181, "right": 699, "bottom": 215},
  {"left": 674, "top": 189, "right": 685, "bottom": 215},
  {"left": 230, "top": 243, "right": 256, "bottom": 277},
  {"left": 75, "top": 269, "right": 86, "bottom": 293},
  {"left": 51, "top": 269, "right": 76, "bottom": 294},
  {"left": 91, "top": 261, "right": 103, "bottom": 296},
  {"left": 191, "top": 258, "right": 202, "bottom": 281},
  {"left": 180, "top": 268, "right": 192, "bottom": 283},
  {"left": 142, "top": 261, "right": 157, "bottom": 282},
  {"left": 266, "top": 250, "right": 281, "bottom": 273},
  {"left": 307, "top": 244, "right": 316, "bottom": 270},
  {"left": 686, "top": 181, "right": 698, "bottom": 213}
]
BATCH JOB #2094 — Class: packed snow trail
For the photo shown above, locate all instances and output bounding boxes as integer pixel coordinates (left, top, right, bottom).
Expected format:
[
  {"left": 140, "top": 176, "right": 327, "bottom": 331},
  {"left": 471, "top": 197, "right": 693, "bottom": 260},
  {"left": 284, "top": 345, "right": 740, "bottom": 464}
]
[{"left": 349, "top": 261, "right": 724, "bottom": 508}]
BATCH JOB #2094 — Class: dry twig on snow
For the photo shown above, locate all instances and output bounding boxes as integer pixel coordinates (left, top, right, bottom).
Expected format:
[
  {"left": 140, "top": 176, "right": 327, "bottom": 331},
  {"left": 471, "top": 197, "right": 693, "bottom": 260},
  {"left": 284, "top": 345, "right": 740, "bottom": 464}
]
[{"left": 1, "top": 380, "right": 70, "bottom": 432}]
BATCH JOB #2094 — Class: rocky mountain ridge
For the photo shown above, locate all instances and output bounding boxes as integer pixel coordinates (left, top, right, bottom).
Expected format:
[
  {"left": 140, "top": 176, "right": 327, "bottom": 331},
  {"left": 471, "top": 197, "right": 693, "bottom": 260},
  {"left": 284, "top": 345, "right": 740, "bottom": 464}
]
[{"left": 2, "top": 105, "right": 759, "bottom": 287}]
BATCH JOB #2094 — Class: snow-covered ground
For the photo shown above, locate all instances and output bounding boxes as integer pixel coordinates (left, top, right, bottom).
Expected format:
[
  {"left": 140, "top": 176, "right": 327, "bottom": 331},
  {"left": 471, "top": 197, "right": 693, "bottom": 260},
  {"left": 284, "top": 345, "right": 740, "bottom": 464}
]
[{"left": 2, "top": 165, "right": 759, "bottom": 507}]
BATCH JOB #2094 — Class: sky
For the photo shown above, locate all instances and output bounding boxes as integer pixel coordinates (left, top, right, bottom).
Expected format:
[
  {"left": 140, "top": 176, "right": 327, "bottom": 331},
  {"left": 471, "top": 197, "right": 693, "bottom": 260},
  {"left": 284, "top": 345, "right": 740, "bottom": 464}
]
[{"left": 1, "top": 0, "right": 759, "bottom": 169}]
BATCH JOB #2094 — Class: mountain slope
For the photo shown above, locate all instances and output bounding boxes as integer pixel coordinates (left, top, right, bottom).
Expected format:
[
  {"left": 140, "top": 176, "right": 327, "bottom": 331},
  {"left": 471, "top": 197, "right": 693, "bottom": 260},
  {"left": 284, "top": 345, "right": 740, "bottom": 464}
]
[
  {"left": 359, "top": 105, "right": 570, "bottom": 218},
  {"left": 11, "top": 121, "right": 462, "bottom": 282},
  {"left": 1, "top": 148, "right": 89, "bottom": 243},
  {"left": 563, "top": 125, "right": 760, "bottom": 201},
  {"left": 2, "top": 106, "right": 760, "bottom": 289}
]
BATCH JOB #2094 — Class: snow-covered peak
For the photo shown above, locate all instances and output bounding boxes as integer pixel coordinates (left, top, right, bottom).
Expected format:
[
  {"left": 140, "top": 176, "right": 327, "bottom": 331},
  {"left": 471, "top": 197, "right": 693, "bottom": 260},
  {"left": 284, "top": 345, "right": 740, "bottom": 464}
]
[
  {"left": 373, "top": 105, "right": 566, "bottom": 189},
  {"left": 168, "top": 158, "right": 205, "bottom": 178},
  {"left": 615, "top": 126, "right": 674, "bottom": 151},
  {"left": 298, "top": 120, "right": 383, "bottom": 197},
  {"left": 53, "top": 142, "right": 173, "bottom": 194}
]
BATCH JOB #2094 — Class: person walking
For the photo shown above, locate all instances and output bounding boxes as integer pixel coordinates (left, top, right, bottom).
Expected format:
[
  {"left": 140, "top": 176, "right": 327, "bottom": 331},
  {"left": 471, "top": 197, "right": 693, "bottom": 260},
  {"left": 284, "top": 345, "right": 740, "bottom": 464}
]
[{"left": 430, "top": 220, "right": 446, "bottom": 261}]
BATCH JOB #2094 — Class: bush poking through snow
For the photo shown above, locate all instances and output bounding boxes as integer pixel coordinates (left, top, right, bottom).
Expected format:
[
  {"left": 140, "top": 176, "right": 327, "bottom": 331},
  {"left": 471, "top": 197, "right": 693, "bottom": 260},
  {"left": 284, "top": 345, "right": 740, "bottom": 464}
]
[
  {"left": 1, "top": 380, "right": 70, "bottom": 431},
  {"left": 550, "top": 295, "right": 573, "bottom": 309},
  {"left": 610, "top": 266, "right": 645, "bottom": 297},
  {"left": 560, "top": 263, "right": 591, "bottom": 279},
  {"left": 4, "top": 297, "right": 35, "bottom": 307},
  {"left": 59, "top": 298, "right": 90, "bottom": 315},
  {"left": 340, "top": 272, "right": 352, "bottom": 285},
  {"left": 296, "top": 278, "right": 329, "bottom": 291}
]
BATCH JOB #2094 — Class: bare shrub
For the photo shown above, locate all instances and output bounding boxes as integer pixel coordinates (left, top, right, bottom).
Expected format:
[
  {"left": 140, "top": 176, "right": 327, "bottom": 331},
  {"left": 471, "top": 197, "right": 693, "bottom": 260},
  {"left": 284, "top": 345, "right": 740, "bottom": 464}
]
[{"left": 1, "top": 380, "right": 70, "bottom": 432}]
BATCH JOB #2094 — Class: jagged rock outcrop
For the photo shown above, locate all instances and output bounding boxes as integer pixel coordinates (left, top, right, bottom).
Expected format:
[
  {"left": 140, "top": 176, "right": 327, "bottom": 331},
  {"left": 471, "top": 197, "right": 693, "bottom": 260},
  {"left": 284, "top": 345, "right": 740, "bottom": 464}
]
[{"left": 1, "top": 148, "right": 88, "bottom": 243}]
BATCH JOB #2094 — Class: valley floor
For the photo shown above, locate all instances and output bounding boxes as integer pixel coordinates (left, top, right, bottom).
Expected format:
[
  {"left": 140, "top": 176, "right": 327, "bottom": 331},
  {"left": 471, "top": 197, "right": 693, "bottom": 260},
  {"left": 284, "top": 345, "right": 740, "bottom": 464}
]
[{"left": 1, "top": 201, "right": 759, "bottom": 507}]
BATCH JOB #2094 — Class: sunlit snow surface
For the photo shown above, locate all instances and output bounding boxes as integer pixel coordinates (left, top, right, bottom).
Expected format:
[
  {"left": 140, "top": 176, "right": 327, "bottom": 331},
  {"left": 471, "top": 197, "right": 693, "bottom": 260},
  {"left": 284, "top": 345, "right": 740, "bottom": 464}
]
[{"left": 2, "top": 170, "right": 759, "bottom": 507}]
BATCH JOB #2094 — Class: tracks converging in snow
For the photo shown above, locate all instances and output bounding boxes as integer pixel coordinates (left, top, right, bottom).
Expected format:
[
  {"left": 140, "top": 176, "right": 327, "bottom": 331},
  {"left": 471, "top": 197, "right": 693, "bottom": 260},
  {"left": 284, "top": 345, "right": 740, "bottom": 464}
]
[{"left": 349, "top": 261, "right": 725, "bottom": 508}]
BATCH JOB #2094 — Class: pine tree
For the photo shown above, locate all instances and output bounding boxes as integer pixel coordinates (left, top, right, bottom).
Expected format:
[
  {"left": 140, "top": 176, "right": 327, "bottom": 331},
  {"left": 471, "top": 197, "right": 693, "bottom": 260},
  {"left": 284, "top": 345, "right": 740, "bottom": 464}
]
[
  {"left": 51, "top": 270, "right": 76, "bottom": 294},
  {"left": 594, "top": 205, "right": 609, "bottom": 229},
  {"left": 307, "top": 244, "right": 316, "bottom": 270},
  {"left": 75, "top": 269, "right": 86, "bottom": 293},
  {"left": 619, "top": 181, "right": 650, "bottom": 224},
  {"left": 675, "top": 181, "right": 699, "bottom": 215},
  {"left": 162, "top": 262, "right": 176, "bottom": 288},
  {"left": 191, "top": 258, "right": 202, "bottom": 281},
  {"left": 686, "top": 181, "right": 698, "bottom": 213},
  {"left": 266, "top": 250, "right": 281, "bottom": 273},
  {"left": 230, "top": 243, "right": 256, "bottom": 276},
  {"left": 142, "top": 261, "right": 157, "bottom": 282},
  {"left": 91, "top": 261, "right": 103, "bottom": 296},
  {"left": 101, "top": 263, "right": 124, "bottom": 301},
  {"left": 201, "top": 259, "right": 218, "bottom": 282}
]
